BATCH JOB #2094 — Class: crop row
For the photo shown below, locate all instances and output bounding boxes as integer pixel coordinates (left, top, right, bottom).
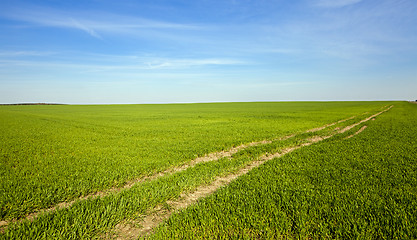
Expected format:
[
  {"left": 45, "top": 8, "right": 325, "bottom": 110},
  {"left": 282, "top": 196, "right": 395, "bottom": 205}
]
[
  {"left": 0, "top": 102, "right": 389, "bottom": 221},
  {"left": 0, "top": 104, "right": 393, "bottom": 239},
  {"left": 148, "top": 102, "right": 417, "bottom": 239}
]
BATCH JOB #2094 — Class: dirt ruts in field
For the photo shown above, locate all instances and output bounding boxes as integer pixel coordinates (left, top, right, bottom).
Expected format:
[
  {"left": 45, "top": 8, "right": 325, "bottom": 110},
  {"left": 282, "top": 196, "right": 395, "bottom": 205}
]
[
  {"left": 345, "top": 125, "right": 368, "bottom": 139},
  {"left": 306, "top": 115, "right": 356, "bottom": 133},
  {"left": 111, "top": 106, "right": 393, "bottom": 239},
  {"left": 112, "top": 146, "right": 306, "bottom": 240},
  {"left": 338, "top": 105, "right": 392, "bottom": 134},
  {"left": 0, "top": 106, "right": 392, "bottom": 232},
  {"left": 0, "top": 140, "right": 276, "bottom": 230}
]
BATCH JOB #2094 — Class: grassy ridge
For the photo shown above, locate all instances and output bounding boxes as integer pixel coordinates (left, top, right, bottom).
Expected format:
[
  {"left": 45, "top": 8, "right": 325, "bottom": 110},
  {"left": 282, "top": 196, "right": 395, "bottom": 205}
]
[
  {"left": 0, "top": 102, "right": 388, "bottom": 221},
  {"left": 149, "top": 102, "right": 417, "bottom": 239}
]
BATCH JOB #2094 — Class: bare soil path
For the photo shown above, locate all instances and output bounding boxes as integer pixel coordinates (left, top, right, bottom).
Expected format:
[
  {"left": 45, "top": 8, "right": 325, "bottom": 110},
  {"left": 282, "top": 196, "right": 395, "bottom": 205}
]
[
  {"left": 110, "top": 106, "right": 393, "bottom": 239},
  {"left": 0, "top": 106, "right": 393, "bottom": 233}
]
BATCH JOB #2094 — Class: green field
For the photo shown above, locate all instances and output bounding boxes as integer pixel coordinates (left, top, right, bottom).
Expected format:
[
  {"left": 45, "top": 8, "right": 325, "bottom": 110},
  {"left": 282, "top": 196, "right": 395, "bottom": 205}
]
[
  {"left": 150, "top": 102, "right": 417, "bottom": 239},
  {"left": 1, "top": 101, "right": 416, "bottom": 239}
]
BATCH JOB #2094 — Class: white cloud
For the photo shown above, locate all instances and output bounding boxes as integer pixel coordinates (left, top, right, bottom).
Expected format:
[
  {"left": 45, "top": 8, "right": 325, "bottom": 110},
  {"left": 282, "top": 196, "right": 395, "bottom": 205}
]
[
  {"left": 144, "top": 58, "right": 244, "bottom": 69},
  {"left": 69, "top": 18, "right": 102, "bottom": 39},
  {"left": 0, "top": 5, "right": 199, "bottom": 39},
  {"left": 315, "top": 0, "right": 363, "bottom": 8},
  {"left": 0, "top": 51, "right": 56, "bottom": 57},
  {"left": 0, "top": 55, "right": 245, "bottom": 73}
]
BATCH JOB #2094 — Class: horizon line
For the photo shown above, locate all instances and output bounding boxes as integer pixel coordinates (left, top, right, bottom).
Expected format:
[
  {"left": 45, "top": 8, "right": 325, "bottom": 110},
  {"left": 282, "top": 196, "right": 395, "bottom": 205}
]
[{"left": 0, "top": 100, "right": 413, "bottom": 106}]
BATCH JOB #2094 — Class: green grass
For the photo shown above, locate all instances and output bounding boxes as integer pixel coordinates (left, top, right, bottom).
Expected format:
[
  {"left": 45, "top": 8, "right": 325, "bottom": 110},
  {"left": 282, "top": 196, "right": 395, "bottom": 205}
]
[
  {"left": 149, "top": 102, "right": 417, "bottom": 239},
  {"left": 0, "top": 102, "right": 397, "bottom": 239},
  {"left": 2, "top": 118, "right": 336, "bottom": 239},
  {"left": 0, "top": 102, "right": 389, "bottom": 221}
]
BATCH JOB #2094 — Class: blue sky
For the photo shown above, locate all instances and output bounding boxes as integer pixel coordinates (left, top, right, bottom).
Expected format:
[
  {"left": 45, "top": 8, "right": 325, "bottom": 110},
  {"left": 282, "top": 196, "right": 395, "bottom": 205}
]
[{"left": 0, "top": 0, "right": 416, "bottom": 104}]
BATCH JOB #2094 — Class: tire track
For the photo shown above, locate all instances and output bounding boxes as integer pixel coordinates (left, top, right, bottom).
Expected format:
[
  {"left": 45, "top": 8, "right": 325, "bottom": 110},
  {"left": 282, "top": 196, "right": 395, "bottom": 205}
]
[
  {"left": 0, "top": 108, "right": 390, "bottom": 232},
  {"left": 345, "top": 125, "right": 367, "bottom": 139},
  {"left": 111, "top": 106, "right": 393, "bottom": 239}
]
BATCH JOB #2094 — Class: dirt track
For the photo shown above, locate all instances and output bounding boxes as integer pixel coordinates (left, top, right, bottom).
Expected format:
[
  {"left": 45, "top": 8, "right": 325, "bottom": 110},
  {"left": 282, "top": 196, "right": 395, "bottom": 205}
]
[
  {"left": 111, "top": 106, "right": 393, "bottom": 239},
  {"left": 1, "top": 106, "right": 393, "bottom": 235}
]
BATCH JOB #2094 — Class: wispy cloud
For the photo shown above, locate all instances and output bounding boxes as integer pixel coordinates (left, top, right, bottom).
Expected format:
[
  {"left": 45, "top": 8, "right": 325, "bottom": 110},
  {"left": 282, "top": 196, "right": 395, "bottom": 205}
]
[
  {"left": 315, "top": 0, "right": 363, "bottom": 8},
  {"left": 0, "top": 51, "right": 56, "bottom": 57},
  {"left": 144, "top": 58, "right": 244, "bottom": 69},
  {"left": 0, "top": 5, "right": 199, "bottom": 39},
  {"left": 0, "top": 55, "right": 246, "bottom": 73},
  {"left": 69, "top": 18, "right": 102, "bottom": 39}
]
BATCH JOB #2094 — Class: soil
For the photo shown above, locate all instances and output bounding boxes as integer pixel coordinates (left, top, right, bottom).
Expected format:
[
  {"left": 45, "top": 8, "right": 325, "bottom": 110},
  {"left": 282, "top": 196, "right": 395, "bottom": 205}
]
[
  {"left": 1, "top": 105, "right": 394, "bottom": 235},
  {"left": 345, "top": 125, "right": 367, "bottom": 139},
  {"left": 112, "top": 106, "right": 394, "bottom": 239}
]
